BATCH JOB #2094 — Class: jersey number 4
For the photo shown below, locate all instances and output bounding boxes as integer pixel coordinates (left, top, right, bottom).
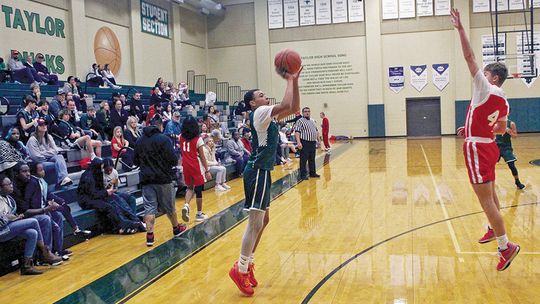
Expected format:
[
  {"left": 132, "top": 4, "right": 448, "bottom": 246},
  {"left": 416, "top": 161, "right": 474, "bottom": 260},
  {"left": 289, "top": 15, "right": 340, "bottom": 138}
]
[{"left": 487, "top": 110, "right": 500, "bottom": 127}]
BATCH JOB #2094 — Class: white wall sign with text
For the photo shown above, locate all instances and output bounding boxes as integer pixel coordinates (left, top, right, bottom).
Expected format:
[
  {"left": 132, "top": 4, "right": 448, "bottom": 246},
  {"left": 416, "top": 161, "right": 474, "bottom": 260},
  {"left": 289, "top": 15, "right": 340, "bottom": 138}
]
[
  {"left": 316, "top": 0, "right": 332, "bottom": 24},
  {"left": 268, "top": 0, "right": 284, "bottom": 29},
  {"left": 299, "top": 0, "right": 315, "bottom": 26},
  {"left": 284, "top": 0, "right": 299, "bottom": 28},
  {"left": 348, "top": 0, "right": 365, "bottom": 22}
]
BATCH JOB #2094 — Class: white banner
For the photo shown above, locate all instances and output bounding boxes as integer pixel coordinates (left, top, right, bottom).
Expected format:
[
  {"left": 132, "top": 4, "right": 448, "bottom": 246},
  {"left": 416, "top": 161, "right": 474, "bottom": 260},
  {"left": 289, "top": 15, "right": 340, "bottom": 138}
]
[
  {"left": 332, "top": 0, "right": 348, "bottom": 23},
  {"left": 494, "top": 0, "right": 509, "bottom": 11},
  {"left": 410, "top": 65, "right": 428, "bottom": 92},
  {"left": 382, "top": 0, "right": 399, "bottom": 20},
  {"left": 348, "top": 0, "right": 365, "bottom": 22},
  {"left": 531, "top": 0, "right": 540, "bottom": 8},
  {"left": 432, "top": 64, "right": 450, "bottom": 91},
  {"left": 517, "top": 32, "right": 540, "bottom": 87},
  {"left": 399, "top": 0, "right": 416, "bottom": 18},
  {"left": 510, "top": 0, "right": 526, "bottom": 10},
  {"left": 473, "top": 0, "right": 490, "bottom": 12},
  {"left": 434, "top": 0, "right": 451, "bottom": 16},
  {"left": 268, "top": 0, "right": 284, "bottom": 29},
  {"left": 299, "top": 0, "right": 315, "bottom": 26},
  {"left": 316, "top": 0, "right": 332, "bottom": 24},
  {"left": 417, "top": 0, "right": 433, "bottom": 17},
  {"left": 482, "top": 34, "right": 506, "bottom": 67},
  {"left": 284, "top": 0, "right": 299, "bottom": 28},
  {"left": 388, "top": 66, "right": 405, "bottom": 93}
]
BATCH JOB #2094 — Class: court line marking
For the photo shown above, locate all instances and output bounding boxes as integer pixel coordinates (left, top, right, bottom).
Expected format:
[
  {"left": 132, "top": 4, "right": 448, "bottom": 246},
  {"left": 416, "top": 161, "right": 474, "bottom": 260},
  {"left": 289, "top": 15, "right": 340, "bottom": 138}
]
[
  {"left": 420, "top": 144, "right": 463, "bottom": 259},
  {"left": 301, "top": 201, "right": 539, "bottom": 304}
]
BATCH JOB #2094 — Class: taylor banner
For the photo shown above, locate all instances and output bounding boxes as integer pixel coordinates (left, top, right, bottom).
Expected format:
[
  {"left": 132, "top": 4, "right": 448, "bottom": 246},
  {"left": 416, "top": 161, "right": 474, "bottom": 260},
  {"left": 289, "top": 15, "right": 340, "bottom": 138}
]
[
  {"left": 388, "top": 66, "right": 405, "bottom": 93},
  {"left": 432, "top": 63, "right": 450, "bottom": 91},
  {"left": 410, "top": 65, "right": 428, "bottom": 92}
]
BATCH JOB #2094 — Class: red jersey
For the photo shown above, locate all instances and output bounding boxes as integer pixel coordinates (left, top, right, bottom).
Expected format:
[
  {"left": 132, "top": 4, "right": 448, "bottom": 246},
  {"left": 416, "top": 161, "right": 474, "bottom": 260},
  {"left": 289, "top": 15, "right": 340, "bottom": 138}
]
[
  {"left": 180, "top": 135, "right": 205, "bottom": 186},
  {"left": 321, "top": 117, "right": 329, "bottom": 133},
  {"left": 464, "top": 71, "right": 509, "bottom": 139}
]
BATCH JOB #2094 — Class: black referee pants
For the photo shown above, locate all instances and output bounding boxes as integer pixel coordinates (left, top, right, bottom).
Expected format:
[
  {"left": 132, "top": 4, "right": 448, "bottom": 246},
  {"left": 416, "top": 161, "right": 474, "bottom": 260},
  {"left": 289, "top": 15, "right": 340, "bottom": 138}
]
[{"left": 299, "top": 139, "right": 316, "bottom": 178}]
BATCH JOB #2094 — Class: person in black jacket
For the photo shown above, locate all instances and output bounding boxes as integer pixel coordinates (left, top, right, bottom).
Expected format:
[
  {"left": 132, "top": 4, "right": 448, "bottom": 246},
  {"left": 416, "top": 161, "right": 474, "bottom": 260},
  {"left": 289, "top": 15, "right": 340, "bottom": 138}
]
[
  {"left": 149, "top": 87, "right": 166, "bottom": 108},
  {"left": 110, "top": 99, "right": 129, "bottom": 129},
  {"left": 128, "top": 91, "right": 145, "bottom": 122},
  {"left": 97, "top": 101, "right": 113, "bottom": 140},
  {"left": 134, "top": 115, "right": 185, "bottom": 247},
  {"left": 57, "top": 110, "right": 102, "bottom": 158}
]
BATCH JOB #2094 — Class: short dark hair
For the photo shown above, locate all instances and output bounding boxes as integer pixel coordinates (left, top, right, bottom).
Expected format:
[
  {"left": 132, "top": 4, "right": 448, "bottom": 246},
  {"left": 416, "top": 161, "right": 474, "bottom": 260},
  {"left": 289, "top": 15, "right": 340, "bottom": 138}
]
[
  {"left": 150, "top": 114, "right": 163, "bottom": 127},
  {"left": 23, "top": 95, "right": 37, "bottom": 106},
  {"left": 302, "top": 107, "right": 310, "bottom": 112},
  {"left": 181, "top": 116, "right": 200, "bottom": 140},
  {"left": 243, "top": 89, "right": 259, "bottom": 111},
  {"left": 484, "top": 62, "right": 508, "bottom": 86}
]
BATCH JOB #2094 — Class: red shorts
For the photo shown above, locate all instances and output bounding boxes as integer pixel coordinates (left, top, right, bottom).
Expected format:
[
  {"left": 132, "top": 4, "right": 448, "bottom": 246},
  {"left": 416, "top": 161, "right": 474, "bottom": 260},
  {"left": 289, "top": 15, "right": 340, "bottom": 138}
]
[
  {"left": 462, "top": 141, "right": 498, "bottom": 184},
  {"left": 183, "top": 166, "right": 204, "bottom": 187}
]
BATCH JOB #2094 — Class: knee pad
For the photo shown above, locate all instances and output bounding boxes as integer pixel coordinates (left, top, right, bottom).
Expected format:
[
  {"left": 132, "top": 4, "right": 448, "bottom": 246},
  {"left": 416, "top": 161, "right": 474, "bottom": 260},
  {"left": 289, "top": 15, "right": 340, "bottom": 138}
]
[{"left": 195, "top": 185, "right": 203, "bottom": 198}]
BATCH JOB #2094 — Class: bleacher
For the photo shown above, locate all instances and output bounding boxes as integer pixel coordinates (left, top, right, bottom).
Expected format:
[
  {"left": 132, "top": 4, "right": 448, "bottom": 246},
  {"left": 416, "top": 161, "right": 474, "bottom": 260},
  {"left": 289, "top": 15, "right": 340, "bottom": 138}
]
[{"left": 0, "top": 71, "right": 250, "bottom": 275}]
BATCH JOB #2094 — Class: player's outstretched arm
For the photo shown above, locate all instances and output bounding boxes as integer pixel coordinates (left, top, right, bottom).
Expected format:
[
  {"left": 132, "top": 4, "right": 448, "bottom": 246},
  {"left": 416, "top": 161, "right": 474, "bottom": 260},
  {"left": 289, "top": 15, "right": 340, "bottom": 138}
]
[
  {"left": 451, "top": 9, "right": 479, "bottom": 77},
  {"left": 272, "top": 67, "right": 303, "bottom": 120}
]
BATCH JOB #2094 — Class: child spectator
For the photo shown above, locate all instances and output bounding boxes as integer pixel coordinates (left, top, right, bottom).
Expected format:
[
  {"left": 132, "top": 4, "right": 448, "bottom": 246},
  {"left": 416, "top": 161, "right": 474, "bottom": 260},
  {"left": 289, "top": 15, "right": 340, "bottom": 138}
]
[
  {"left": 203, "top": 137, "right": 230, "bottom": 191},
  {"left": 111, "top": 126, "right": 129, "bottom": 159}
]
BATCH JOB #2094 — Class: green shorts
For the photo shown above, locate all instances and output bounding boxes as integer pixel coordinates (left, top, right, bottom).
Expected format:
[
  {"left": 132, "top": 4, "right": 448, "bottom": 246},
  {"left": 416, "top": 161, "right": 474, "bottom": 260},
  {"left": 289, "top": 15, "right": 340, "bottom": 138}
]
[
  {"left": 243, "top": 166, "right": 272, "bottom": 211},
  {"left": 498, "top": 144, "right": 517, "bottom": 163}
]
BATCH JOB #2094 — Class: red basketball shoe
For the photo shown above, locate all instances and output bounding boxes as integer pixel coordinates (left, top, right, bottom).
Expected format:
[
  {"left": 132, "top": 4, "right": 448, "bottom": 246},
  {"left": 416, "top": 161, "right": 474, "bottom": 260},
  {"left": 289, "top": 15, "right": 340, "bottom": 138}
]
[
  {"left": 229, "top": 262, "right": 254, "bottom": 296},
  {"left": 248, "top": 263, "right": 258, "bottom": 287},
  {"left": 478, "top": 228, "right": 495, "bottom": 244},
  {"left": 497, "top": 242, "right": 520, "bottom": 271}
]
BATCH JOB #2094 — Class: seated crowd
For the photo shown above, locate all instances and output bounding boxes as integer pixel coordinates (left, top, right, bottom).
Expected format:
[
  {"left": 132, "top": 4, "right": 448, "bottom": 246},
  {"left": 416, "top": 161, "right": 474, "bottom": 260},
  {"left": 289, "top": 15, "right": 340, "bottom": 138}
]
[{"left": 0, "top": 72, "right": 305, "bottom": 277}]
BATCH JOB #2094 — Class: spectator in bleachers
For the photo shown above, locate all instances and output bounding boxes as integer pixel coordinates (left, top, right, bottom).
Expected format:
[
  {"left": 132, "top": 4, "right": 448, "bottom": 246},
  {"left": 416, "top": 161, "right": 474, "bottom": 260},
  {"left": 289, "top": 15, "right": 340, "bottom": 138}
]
[
  {"left": 178, "top": 82, "right": 190, "bottom": 107},
  {"left": 27, "top": 119, "right": 72, "bottom": 186},
  {"left": 111, "top": 126, "right": 129, "bottom": 159},
  {"left": 63, "top": 76, "right": 87, "bottom": 113},
  {"left": 240, "top": 129, "right": 252, "bottom": 155},
  {"left": 37, "top": 100, "right": 55, "bottom": 127},
  {"left": 5, "top": 128, "right": 29, "bottom": 161},
  {"left": 210, "top": 129, "right": 223, "bottom": 147},
  {"left": 30, "top": 162, "right": 90, "bottom": 236},
  {"left": 67, "top": 99, "right": 81, "bottom": 126},
  {"left": 80, "top": 106, "right": 102, "bottom": 140},
  {"left": 13, "top": 162, "right": 70, "bottom": 260},
  {"left": 203, "top": 137, "right": 230, "bottom": 191},
  {"left": 33, "top": 54, "right": 58, "bottom": 86},
  {"left": 8, "top": 50, "right": 45, "bottom": 85},
  {"left": 58, "top": 109, "right": 102, "bottom": 159},
  {"left": 162, "top": 103, "right": 173, "bottom": 122},
  {"left": 11, "top": 162, "right": 64, "bottom": 264},
  {"left": 155, "top": 77, "right": 164, "bottom": 89},
  {"left": 101, "top": 64, "right": 121, "bottom": 89},
  {"left": 49, "top": 88, "right": 67, "bottom": 118},
  {"left": 145, "top": 103, "right": 162, "bottom": 126},
  {"left": 97, "top": 101, "right": 113, "bottom": 140},
  {"left": 87, "top": 63, "right": 104, "bottom": 87},
  {"left": 279, "top": 127, "right": 296, "bottom": 162},
  {"left": 150, "top": 87, "right": 165, "bottom": 108},
  {"left": 225, "top": 131, "right": 249, "bottom": 176},
  {"left": 127, "top": 91, "right": 144, "bottom": 122},
  {"left": 124, "top": 116, "right": 141, "bottom": 148},
  {"left": 16, "top": 96, "right": 39, "bottom": 143},
  {"left": 205, "top": 91, "right": 216, "bottom": 107},
  {"left": 164, "top": 111, "right": 181, "bottom": 142},
  {"left": 110, "top": 99, "right": 129, "bottom": 129},
  {"left": 77, "top": 157, "right": 141, "bottom": 235},
  {"left": 208, "top": 106, "right": 220, "bottom": 125},
  {"left": 30, "top": 82, "right": 41, "bottom": 102},
  {"left": 0, "top": 138, "right": 26, "bottom": 180},
  {"left": 0, "top": 174, "right": 62, "bottom": 275},
  {"left": 0, "top": 57, "right": 10, "bottom": 83}
]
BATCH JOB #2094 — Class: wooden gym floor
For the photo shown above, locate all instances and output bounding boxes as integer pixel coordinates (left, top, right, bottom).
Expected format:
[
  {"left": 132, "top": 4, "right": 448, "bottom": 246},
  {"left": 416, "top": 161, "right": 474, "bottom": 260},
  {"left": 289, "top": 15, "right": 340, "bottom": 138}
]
[{"left": 1, "top": 135, "right": 539, "bottom": 303}]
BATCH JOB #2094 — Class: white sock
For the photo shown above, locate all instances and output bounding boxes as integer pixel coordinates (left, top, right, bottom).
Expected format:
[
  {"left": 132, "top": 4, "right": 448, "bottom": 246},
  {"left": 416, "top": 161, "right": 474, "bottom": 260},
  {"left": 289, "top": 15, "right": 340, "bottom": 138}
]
[
  {"left": 497, "top": 234, "right": 509, "bottom": 251},
  {"left": 249, "top": 254, "right": 254, "bottom": 264},
  {"left": 91, "top": 153, "right": 96, "bottom": 160},
  {"left": 238, "top": 254, "right": 249, "bottom": 273},
  {"left": 197, "top": 211, "right": 202, "bottom": 216}
]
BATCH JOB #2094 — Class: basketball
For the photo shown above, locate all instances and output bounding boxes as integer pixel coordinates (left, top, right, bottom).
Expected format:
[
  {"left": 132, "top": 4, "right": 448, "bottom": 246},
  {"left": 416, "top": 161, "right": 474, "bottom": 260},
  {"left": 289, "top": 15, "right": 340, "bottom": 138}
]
[
  {"left": 274, "top": 49, "right": 302, "bottom": 75},
  {"left": 94, "top": 26, "right": 122, "bottom": 75}
]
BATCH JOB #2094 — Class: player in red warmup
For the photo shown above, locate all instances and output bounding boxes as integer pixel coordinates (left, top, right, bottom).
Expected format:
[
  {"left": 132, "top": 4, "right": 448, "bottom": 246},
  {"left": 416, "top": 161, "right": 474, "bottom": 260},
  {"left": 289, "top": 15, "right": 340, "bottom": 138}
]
[{"left": 452, "top": 8, "right": 519, "bottom": 271}]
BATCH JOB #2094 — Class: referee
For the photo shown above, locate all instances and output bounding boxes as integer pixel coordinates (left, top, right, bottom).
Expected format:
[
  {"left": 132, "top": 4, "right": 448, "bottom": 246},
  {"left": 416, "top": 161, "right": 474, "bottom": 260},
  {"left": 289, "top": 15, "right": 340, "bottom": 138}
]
[{"left": 294, "top": 107, "right": 320, "bottom": 180}]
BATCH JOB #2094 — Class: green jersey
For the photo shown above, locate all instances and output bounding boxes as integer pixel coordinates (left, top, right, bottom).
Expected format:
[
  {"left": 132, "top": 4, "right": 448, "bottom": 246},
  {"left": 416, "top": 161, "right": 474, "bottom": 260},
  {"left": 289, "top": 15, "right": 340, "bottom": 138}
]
[
  {"left": 495, "top": 120, "right": 512, "bottom": 146},
  {"left": 247, "top": 105, "right": 279, "bottom": 171}
]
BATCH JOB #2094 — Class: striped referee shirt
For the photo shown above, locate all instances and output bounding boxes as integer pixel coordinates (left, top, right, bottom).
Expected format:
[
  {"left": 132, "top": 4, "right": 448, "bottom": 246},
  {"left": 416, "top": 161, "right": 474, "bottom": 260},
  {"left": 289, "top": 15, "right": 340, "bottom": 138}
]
[{"left": 294, "top": 117, "right": 318, "bottom": 141}]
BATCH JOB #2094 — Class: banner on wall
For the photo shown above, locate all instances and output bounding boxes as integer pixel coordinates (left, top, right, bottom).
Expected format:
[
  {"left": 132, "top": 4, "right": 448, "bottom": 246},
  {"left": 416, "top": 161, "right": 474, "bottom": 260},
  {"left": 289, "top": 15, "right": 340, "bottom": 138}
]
[
  {"left": 473, "top": 0, "right": 509, "bottom": 12},
  {"left": 284, "top": 0, "right": 299, "bottom": 28},
  {"left": 417, "top": 0, "right": 434, "bottom": 17},
  {"left": 432, "top": 64, "right": 450, "bottom": 91},
  {"left": 410, "top": 65, "right": 428, "bottom": 92},
  {"left": 516, "top": 32, "right": 540, "bottom": 87},
  {"left": 434, "top": 0, "right": 451, "bottom": 16},
  {"left": 388, "top": 66, "right": 405, "bottom": 93},
  {"left": 482, "top": 34, "right": 506, "bottom": 67},
  {"left": 531, "top": 0, "right": 540, "bottom": 8},
  {"left": 299, "top": 0, "right": 315, "bottom": 26},
  {"left": 510, "top": 0, "right": 526, "bottom": 10},
  {"left": 382, "top": 0, "right": 399, "bottom": 20},
  {"left": 316, "top": 0, "right": 332, "bottom": 24},
  {"left": 348, "top": 0, "right": 365, "bottom": 22},
  {"left": 140, "top": 1, "right": 169, "bottom": 38},
  {"left": 399, "top": 0, "right": 416, "bottom": 18},
  {"left": 268, "top": 0, "right": 284, "bottom": 29},
  {"left": 473, "top": 0, "right": 490, "bottom": 12},
  {"left": 332, "top": 0, "right": 348, "bottom": 23}
]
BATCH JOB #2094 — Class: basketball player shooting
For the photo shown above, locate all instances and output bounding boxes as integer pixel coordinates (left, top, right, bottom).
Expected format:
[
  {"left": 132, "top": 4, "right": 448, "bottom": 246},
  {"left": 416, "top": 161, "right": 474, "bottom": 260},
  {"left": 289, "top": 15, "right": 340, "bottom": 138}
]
[
  {"left": 229, "top": 51, "right": 302, "bottom": 296},
  {"left": 452, "top": 8, "right": 520, "bottom": 271}
]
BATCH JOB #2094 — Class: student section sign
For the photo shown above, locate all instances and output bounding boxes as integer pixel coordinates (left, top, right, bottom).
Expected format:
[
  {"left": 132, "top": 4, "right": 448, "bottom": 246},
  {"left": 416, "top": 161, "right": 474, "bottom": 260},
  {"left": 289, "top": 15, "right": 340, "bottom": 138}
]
[{"left": 140, "top": 0, "right": 169, "bottom": 38}]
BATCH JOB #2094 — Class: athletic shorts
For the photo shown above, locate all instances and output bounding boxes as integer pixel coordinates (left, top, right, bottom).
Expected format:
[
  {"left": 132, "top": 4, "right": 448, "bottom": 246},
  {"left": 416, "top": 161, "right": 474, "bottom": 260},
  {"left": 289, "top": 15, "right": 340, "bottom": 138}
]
[
  {"left": 243, "top": 167, "right": 272, "bottom": 211},
  {"left": 497, "top": 144, "right": 517, "bottom": 163},
  {"left": 142, "top": 183, "right": 176, "bottom": 215},
  {"left": 183, "top": 167, "right": 204, "bottom": 187},
  {"left": 463, "top": 141, "right": 498, "bottom": 184}
]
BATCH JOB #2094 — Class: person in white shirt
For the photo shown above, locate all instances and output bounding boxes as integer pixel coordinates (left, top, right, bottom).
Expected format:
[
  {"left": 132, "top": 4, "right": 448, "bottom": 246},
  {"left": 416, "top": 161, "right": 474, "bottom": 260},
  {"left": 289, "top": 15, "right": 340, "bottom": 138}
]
[{"left": 203, "top": 137, "right": 230, "bottom": 191}]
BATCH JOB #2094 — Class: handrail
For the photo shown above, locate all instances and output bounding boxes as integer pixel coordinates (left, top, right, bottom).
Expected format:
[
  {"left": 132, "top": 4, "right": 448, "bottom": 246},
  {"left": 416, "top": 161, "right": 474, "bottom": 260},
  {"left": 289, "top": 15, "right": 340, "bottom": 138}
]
[
  {"left": 0, "top": 97, "right": 10, "bottom": 115},
  {"left": 114, "top": 146, "right": 139, "bottom": 171}
]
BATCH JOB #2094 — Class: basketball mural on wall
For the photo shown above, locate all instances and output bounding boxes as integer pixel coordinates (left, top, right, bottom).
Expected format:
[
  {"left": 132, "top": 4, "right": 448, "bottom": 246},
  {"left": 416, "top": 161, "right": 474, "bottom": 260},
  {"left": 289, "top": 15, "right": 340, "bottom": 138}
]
[{"left": 93, "top": 27, "right": 121, "bottom": 75}]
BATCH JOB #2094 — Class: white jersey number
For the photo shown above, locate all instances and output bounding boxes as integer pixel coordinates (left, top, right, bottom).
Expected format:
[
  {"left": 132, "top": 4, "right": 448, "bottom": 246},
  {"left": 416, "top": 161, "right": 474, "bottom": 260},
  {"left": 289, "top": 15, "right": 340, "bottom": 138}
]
[
  {"left": 182, "top": 142, "right": 190, "bottom": 152},
  {"left": 487, "top": 110, "right": 500, "bottom": 127}
]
